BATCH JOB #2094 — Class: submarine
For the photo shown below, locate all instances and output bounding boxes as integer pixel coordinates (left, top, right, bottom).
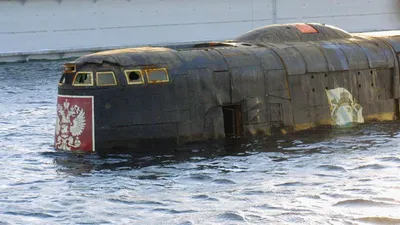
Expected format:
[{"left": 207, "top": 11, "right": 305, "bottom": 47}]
[{"left": 55, "top": 23, "right": 400, "bottom": 152}]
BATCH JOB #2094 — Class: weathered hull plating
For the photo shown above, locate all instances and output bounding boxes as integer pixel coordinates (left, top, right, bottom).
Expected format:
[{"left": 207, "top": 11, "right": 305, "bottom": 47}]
[{"left": 55, "top": 23, "right": 400, "bottom": 152}]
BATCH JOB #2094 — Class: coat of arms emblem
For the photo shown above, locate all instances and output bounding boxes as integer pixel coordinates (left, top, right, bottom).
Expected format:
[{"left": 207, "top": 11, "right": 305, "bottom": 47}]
[
  {"left": 325, "top": 88, "right": 364, "bottom": 126},
  {"left": 55, "top": 95, "right": 94, "bottom": 151}
]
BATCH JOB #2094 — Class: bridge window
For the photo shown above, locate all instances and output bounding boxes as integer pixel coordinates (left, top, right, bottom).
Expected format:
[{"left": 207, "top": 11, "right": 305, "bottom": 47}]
[
  {"left": 146, "top": 68, "right": 169, "bottom": 84},
  {"left": 125, "top": 70, "right": 144, "bottom": 84},
  {"left": 58, "top": 75, "right": 65, "bottom": 86},
  {"left": 73, "top": 72, "right": 93, "bottom": 86},
  {"left": 96, "top": 72, "right": 117, "bottom": 86},
  {"left": 63, "top": 64, "right": 76, "bottom": 73}
]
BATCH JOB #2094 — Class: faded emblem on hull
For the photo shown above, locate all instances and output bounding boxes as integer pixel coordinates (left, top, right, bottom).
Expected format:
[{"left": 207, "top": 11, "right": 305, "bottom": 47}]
[
  {"left": 325, "top": 88, "right": 364, "bottom": 126},
  {"left": 55, "top": 100, "right": 86, "bottom": 150}
]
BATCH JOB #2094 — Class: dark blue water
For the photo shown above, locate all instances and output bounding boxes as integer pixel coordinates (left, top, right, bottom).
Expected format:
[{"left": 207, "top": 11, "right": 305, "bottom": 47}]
[{"left": 1, "top": 61, "right": 400, "bottom": 224}]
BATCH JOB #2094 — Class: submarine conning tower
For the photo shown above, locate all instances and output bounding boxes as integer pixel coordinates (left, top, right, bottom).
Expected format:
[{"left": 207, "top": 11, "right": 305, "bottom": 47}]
[
  {"left": 235, "top": 23, "right": 352, "bottom": 44},
  {"left": 56, "top": 23, "right": 400, "bottom": 152}
]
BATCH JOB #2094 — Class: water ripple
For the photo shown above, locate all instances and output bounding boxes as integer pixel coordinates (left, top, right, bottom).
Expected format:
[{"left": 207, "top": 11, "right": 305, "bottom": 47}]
[
  {"left": 217, "top": 212, "right": 245, "bottom": 221},
  {"left": 353, "top": 164, "right": 388, "bottom": 170},
  {"left": 334, "top": 199, "right": 398, "bottom": 207},
  {"left": 356, "top": 217, "right": 400, "bottom": 225},
  {"left": 317, "top": 165, "right": 348, "bottom": 172},
  {"left": 1, "top": 61, "right": 400, "bottom": 223}
]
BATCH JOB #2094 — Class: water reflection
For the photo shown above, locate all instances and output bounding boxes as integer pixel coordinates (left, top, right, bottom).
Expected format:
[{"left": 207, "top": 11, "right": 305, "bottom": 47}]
[
  {"left": 3, "top": 60, "right": 400, "bottom": 224},
  {"left": 47, "top": 139, "right": 255, "bottom": 175},
  {"left": 47, "top": 121, "right": 400, "bottom": 176}
]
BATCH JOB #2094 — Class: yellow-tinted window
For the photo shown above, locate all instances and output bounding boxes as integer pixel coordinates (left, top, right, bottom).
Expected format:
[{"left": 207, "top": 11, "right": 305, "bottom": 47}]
[
  {"left": 63, "top": 64, "right": 76, "bottom": 73},
  {"left": 73, "top": 72, "right": 93, "bottom": 86},
  {"left": 146, "top": 68, "right": 169, "bottom": 83},
  {"left": 96, "top": 72, "right": 117, "bottom": 86},
  {"left": 58, "top": 75, "right": 65, "bottom": 86},
  {"left": 125, "top": 70, "right": 144, "bottom": 84}
]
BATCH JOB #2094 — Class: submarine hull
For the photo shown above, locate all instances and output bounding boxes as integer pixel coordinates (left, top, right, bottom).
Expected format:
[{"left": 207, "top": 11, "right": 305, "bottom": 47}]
[{"left": 55, "top": 23, "right": 400, "bottom": 152}]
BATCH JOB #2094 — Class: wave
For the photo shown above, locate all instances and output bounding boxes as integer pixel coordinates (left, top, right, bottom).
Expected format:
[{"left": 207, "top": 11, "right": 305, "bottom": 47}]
[
  {"left": 357, "top": 217, "right": 400, "bottom": 225},
  {"left": 334, "top": 199, "right": 397, "bottom": 207}
]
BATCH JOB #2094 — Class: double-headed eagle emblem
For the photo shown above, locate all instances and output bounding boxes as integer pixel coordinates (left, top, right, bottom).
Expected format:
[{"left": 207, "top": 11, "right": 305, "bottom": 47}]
[
  {"left": 326, "top": 87, "right": 364, "bottom": 126},
  {"left": 55, "top": 99, "right": 86, "bottom": 150}
]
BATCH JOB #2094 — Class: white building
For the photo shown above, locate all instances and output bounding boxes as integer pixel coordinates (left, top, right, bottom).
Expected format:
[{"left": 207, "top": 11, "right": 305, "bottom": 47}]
[{"left": 1, "top": 0, "right": 400, "bottom": 62}]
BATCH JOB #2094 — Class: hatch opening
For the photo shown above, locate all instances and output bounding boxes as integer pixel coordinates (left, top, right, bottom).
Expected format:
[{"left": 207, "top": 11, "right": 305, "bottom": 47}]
[{"left": 222, "top": 105, "right": 243, "bottom": 138}]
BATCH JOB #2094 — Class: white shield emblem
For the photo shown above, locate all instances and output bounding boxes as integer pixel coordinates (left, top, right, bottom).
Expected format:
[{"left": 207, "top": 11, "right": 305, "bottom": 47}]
[
  {"left": 55, "top": 99, "right": 87, "bottom": 150},
  {"left": 325, "top": 88, "right": 364, "bottom": 126}
]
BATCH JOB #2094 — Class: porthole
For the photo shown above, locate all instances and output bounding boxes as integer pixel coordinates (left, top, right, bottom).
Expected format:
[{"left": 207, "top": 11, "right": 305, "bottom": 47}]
[
  {"left": 146, "top": 68, "right": 169, "bottom": 84},
  {"left": 73, "top": 72, "right": 93, "bottom": 86},
  {"left": 96, "top": 72, "right": 117, "bottom": 86},
  {"left": 58, "top": 75, "right": 65, "bottom": 86},
  {"left": 125, "top": 70, "right": 144, "bottom": 84},
  {"left": 63, "top": 64, "right": 76, "bottom": 73}
]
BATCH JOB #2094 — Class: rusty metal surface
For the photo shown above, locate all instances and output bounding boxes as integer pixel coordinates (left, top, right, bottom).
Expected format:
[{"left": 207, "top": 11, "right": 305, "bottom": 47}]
[
  {"left": 317, "top": 42, "right": 349, "bottom": 71},
  {"left": 291, "top": 42, "right": 328, "bottom": 73},
  {"left": 353, "top": 39, "right": 392, "bottom": 69},
  {"left": 377, "top": 36, "right": 400, "bottom": 53},
  {"left": 246, "top": 47, "right": 284, "bottom": 71},
  {"left": 266, "top": 43, "right": 307, "bottom": 75},
  {"left": 236, "top": 23, "right": 352, "bottom": 44},
  {"left": 336, "top": 40, "right": 369, "bottom": 70},
  {"left": 57, "top": 23, "right": 400, "bottom": 151}
]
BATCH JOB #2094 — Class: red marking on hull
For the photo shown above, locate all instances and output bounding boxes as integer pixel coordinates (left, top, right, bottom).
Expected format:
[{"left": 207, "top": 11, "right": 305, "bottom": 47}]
[
  {"left": 295, "top": 24, "right": 318, "bottom": 34},
  {"left": 54, "top": 95, "right": 94, "bottom": 152}
]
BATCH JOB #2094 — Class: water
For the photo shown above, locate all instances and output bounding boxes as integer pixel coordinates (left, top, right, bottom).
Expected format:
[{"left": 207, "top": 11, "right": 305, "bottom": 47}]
[{"left": 1, "top": 61, "right": 400, "bottom": 224}]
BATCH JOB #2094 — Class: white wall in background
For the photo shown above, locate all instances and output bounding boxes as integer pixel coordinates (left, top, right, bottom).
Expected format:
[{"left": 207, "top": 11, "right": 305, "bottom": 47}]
[{"left": 0, "top": 0, "right": 399, "bottom": 56}]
